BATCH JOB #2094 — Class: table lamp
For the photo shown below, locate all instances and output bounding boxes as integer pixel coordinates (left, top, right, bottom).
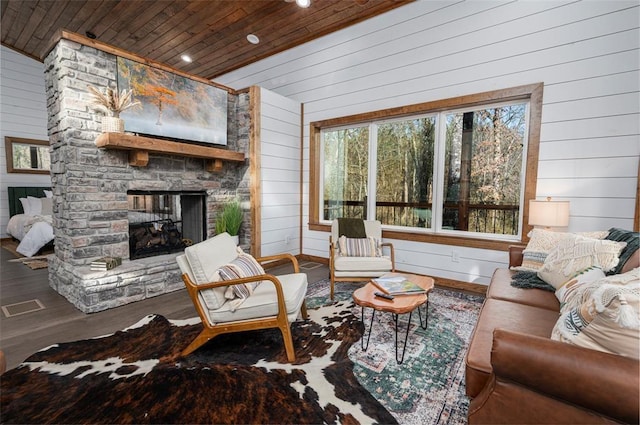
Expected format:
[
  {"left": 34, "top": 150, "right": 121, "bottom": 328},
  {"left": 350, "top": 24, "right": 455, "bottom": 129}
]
[{"left": 529, "top": 197, "right": 570, "bottom": 230}]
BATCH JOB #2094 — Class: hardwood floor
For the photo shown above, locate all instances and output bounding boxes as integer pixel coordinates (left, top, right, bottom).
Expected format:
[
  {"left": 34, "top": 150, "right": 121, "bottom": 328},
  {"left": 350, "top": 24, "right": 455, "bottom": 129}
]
[{"left": 0, "top": 247, "right": 330, "bottom": 372}]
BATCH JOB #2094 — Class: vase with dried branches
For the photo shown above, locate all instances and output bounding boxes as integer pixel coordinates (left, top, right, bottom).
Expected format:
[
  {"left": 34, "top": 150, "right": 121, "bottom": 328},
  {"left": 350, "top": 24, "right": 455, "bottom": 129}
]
[{"left": 88, "top": 86, "right": 141, "bottom": 133}]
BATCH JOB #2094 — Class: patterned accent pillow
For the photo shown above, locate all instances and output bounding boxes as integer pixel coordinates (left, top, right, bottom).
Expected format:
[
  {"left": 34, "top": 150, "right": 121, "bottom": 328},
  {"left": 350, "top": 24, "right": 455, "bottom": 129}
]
[
  {"left": 537, "top": 235, "right": 626, "bottom": 288},
  {"left": 512, "top": 229, "right": 609, "bottom": 272},
  {"left": 218, "top": 253, "right": 265, "bottom": 311},
  {"left": 338, "top": 236, "right": 381, "bottom": 257},
  {"left": 554, "top": 266, "right": 606, "bottom": 307},
  {"left": 551, "top": 268, "right": 640, "bottom": 359}
]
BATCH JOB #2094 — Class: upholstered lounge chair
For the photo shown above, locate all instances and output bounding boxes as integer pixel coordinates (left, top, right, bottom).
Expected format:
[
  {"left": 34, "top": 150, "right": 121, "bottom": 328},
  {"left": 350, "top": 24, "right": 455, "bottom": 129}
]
[
  {"left": 329, "top": 219, "right": 395, "bottom": 299},
  {"left": 176, "top": 232, "right": 308, "bottom": 362}
]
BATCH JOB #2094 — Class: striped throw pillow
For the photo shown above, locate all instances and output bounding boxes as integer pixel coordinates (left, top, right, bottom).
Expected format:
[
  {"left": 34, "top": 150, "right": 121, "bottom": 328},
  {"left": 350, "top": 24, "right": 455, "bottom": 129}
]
[
  {"left": 218, "top": 253, "right": 265, "bottom": 310},
  {"left": 338, "top": 236, "right": 381, "bottom": 257}
]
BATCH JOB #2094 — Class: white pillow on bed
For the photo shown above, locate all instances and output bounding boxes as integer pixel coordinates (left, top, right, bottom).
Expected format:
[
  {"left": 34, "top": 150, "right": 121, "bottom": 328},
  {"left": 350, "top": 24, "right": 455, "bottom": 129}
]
[
  {"left": 19, "top": 198, "right": 31, "bottom": 215},
  {"left": 27, "top": 196, "right": 42, "bottom": 215},
  {"left": 43, "top": 190, "right": 53, "bottom": 198},
  {"left": 40, "top": 198, "right": 53, "bottom": 215}
]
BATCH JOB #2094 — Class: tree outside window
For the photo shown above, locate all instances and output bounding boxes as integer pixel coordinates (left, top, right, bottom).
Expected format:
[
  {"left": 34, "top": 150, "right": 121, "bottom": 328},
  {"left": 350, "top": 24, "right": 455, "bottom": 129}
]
[
  {"left": 442, "top": 104, "right": 526, "bottom": 235},
  {"left": 322, "top": 126, "right": 369, "bottom": 220},
  {"left": 376, "top": 117, "right": 435, "bottom": 228},
  {"left": 321, "top": 102, "right": 528, "bottom": 239}
]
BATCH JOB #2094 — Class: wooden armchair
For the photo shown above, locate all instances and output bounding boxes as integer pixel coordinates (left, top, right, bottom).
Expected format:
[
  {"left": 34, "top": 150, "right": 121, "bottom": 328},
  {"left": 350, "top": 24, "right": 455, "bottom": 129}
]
[
  {"left": 329, "top": 219, "right": 395, "bottom": 299},
  {"left": 176, "top": 232, "right": 308, "bottom": 362}
]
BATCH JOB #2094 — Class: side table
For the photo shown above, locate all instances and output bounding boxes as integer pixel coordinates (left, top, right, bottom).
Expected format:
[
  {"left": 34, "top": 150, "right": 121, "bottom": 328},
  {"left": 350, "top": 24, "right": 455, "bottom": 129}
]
[{"left": 352, "top": 272, "right": 435, "bottom": 364}]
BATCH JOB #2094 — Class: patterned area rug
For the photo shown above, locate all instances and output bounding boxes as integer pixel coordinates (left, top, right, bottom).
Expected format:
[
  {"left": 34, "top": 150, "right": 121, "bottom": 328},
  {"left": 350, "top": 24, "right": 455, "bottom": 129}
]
[
  {"left": 309, "top": 280, "right": 484, "bottom": 424},
  {"left": 0, "top": 278, "right": 483, "bottom": 424}
]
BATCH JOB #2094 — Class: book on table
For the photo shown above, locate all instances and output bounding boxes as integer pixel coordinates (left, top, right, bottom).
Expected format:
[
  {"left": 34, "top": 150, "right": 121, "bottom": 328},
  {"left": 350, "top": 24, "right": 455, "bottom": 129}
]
[
  {"left": 371, "top": 275, "right": 426, "bottom": 296},
  {"left": 90, "top": 256, "right": 122, "bottom": 271}
]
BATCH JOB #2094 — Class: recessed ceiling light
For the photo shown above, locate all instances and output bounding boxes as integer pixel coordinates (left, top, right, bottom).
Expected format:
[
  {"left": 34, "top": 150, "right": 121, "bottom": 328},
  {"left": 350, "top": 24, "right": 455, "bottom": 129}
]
[
  {"left": 296, "top": 0, "right": 311, "bottom": 8},
  {"left": 181, "top": 54, "right": 192, "bottom": 63},
  {"left": 247, "top": 34, "right": 260, "bottom": 44}
]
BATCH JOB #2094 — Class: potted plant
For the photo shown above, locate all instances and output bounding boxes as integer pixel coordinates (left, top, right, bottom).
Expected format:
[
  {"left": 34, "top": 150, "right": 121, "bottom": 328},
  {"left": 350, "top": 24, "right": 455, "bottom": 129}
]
[
  {"left": 215, "top": 200, "right": 243, "bottom": 245},
  {"left": 88, "top": 85, "right": 141, "bottom": 133}
]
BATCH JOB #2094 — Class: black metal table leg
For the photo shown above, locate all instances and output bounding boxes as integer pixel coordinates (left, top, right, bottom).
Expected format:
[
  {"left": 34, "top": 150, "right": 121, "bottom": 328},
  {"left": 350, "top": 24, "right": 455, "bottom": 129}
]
[
  {"left": 394, "top": 311, "right": 414, "bottom": 364},
  {"left": 418, "top": 299, "right": 429, "bottom": 329},
  {"left": 361, "top": 306, "right": 376, "bottom": 351}
]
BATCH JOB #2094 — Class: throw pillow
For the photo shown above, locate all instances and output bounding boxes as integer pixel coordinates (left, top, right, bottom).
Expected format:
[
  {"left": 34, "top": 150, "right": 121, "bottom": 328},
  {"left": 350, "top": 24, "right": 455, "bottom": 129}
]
[
  {"left": 554, "top": 266, "right": 606, "bottom": 308},
  {"left": 338, "top": 236, "right": 381, "bottom": 257},
  {"left": 537, "top": 235, "right": 626, "bottom": 288},
  {"left": 27, "top": 196, "right": 42, "bottom": 215},
  {"left": 605, "top": 228, "right": 639, "bottom": 275},
  {"left": 183, "top": 234, "right": 241, "bottom": 310},
  {"left": 40, "top": 197, "right": 53, "bottom": 215},
  {"left": 512, "top": 229, "right": 609, "bottom": 272},
  {"left": 19, "top": 198, "right": 31, "bottom": 215},
  {"left": 551, "top": 268, "right": 640, "bottom": 359},
  {"left": 43, "top": 190, "right": 53, "bottom": 198},
  {"left": 218, "top": 253, "right": 265, "bottom": 311}
]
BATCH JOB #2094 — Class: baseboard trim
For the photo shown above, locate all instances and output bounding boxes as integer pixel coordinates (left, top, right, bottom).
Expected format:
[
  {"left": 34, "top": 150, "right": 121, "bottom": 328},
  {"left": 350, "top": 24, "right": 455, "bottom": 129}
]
[
  {"left": 432, "top": 276, "right": 487, "bottom": 296},
  {"left": 298, "top": 254, "right": 328, "bottom": 265}
]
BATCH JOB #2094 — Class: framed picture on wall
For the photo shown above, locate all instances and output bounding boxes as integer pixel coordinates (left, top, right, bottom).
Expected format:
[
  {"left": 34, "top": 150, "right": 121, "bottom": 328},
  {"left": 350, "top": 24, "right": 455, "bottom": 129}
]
[
  {"left": 116, "top": 57, "right": 228, "bottom": 146},
  {"left": 4, "top": 136, "right": 50, "bottom": 174}
]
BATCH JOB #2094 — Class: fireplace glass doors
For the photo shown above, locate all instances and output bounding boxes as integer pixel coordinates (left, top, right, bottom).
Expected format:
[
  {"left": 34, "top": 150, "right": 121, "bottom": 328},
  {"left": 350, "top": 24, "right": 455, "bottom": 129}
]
[{"left": 127, "top": 191, "right": 206, "bottom": 259}]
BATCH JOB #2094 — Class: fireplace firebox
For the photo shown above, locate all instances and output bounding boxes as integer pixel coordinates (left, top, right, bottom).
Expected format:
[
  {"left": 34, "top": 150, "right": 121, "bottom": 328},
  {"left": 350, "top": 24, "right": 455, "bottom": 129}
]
[{"left": 128, "top": 191, "right": 206, "bottom": 259}]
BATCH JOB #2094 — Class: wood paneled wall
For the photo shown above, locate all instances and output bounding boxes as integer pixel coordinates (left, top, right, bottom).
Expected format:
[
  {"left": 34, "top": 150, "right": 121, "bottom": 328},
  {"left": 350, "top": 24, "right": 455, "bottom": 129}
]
[
  {"left": 217, "top": 1, "right": 640, "bottom": 286},
  {"left": 256, "top": 87, "right": 302, "bottom": 257},
  {"left": 0, "top": 45, "right": 50, "bottom": 236}
]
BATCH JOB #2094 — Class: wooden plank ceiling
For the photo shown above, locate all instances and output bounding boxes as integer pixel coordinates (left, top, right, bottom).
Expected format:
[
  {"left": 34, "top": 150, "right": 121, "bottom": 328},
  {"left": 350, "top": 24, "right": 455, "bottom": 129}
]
[{"left": 1, "top": 0, "right": 412, "bottom": 80}]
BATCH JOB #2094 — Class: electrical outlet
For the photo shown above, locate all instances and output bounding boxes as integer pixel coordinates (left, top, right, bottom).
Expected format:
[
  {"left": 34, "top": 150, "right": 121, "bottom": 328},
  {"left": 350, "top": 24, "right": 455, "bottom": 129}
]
[
  {"left": 451, "top": 251, "right": 460, "bottom": 263},
  {"left": 284, "top": 235, "right": 290, "bottom": 244}
]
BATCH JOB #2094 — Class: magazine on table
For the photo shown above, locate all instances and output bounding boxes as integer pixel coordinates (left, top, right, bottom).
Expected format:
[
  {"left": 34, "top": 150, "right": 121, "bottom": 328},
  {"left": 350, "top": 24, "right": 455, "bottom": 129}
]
[{"left": 371, "top": 275, "right": 426, "bottom": 295}]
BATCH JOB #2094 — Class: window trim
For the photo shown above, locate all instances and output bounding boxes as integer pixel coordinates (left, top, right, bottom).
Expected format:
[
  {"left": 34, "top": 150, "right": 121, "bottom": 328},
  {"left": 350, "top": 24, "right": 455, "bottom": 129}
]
[{"left": 309, "top": 83, "right": 544, "bottom": 251}]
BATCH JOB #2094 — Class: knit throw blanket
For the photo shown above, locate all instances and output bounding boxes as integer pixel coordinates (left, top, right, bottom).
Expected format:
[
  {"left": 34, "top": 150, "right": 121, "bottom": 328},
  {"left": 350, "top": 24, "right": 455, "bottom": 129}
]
[
  {"left": 337, "top": 218, "right": 367, "bottom": 238},
  {"left": 510, "top": 270, "right": 556, "bottom": 292}
]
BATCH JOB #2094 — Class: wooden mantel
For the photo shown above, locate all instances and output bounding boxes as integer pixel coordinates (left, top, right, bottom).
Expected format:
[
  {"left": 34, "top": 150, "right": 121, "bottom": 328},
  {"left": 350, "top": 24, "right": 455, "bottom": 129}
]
[{"left": 95, "top": 133, "right": 245, "bottom": 172}]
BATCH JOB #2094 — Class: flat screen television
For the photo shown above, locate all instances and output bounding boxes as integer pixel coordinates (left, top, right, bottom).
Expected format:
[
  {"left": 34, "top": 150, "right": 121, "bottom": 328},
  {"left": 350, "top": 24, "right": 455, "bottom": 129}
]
[{"left": 117, "top": 57, "right": 228, "bottom": 146}]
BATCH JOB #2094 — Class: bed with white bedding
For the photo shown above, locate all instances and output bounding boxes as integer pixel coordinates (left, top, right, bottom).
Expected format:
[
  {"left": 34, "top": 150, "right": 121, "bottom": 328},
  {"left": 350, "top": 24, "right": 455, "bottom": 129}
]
[{"left": 6, "top": 187, "right": 54, "bottom": 257}]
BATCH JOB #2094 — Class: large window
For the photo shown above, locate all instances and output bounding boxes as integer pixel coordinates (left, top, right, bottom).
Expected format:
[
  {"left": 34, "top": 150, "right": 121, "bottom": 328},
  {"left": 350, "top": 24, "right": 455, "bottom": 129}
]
[{"left": 310, "top": 84, "right": 543, "bottom": 246}]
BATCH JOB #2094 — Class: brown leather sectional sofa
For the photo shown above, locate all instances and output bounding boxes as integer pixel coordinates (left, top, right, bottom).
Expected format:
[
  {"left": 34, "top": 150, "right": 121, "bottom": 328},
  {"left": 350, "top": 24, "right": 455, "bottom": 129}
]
[{"left": 465, "top": 245, "right": 639, "bottom": 424}]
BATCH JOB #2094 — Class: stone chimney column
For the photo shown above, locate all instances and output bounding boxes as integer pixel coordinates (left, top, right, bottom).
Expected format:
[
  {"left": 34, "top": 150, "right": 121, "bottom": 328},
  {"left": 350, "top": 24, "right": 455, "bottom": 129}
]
[{"left": 41, "top": 36, "right": 250, "bottom": 313}]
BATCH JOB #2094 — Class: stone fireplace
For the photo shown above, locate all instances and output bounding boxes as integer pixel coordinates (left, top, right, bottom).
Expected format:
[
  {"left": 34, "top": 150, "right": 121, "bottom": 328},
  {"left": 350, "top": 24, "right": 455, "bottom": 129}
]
[{"left": 44, "top": 36, "right": 252, "bottom": 313}]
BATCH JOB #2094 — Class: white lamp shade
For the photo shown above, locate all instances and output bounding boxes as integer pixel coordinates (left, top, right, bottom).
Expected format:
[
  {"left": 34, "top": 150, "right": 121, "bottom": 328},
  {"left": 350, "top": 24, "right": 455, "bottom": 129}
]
[{"left": 529, "top": 199, "right": 570, "bottom": 228}]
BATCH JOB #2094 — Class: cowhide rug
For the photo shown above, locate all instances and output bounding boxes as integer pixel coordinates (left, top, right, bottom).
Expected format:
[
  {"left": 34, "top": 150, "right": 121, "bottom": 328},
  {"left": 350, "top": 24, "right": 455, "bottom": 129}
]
[{"left": 0, "top": 300, "right": 396, "bottom": 424}]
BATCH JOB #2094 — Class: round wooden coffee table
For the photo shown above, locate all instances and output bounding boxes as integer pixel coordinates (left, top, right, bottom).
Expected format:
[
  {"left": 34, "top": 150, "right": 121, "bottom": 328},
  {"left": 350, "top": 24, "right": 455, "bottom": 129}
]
[{"left": 352, "top": 272, "right": 435, "bottom": 364}]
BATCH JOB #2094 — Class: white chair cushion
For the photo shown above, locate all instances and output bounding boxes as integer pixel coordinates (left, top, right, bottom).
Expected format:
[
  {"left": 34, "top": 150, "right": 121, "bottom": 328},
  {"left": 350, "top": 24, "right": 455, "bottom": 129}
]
[
  {"left": 334, "top": 254, "right": 392, "bottom": 272},
  {"left": 206, "top": 273, "right": 308, "bottom": 324},
  {"left": 183, "top": 232, "right": 239, "bottom": 310}
]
